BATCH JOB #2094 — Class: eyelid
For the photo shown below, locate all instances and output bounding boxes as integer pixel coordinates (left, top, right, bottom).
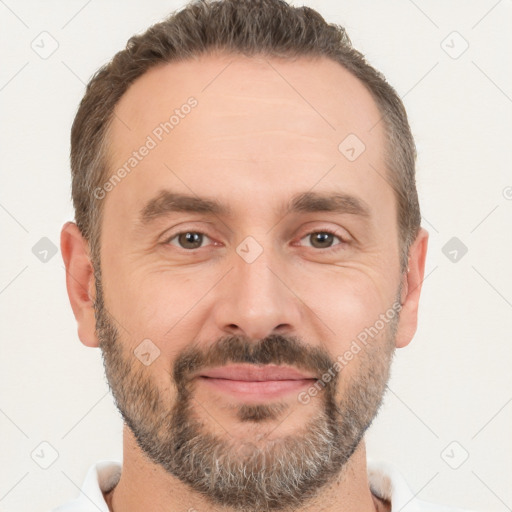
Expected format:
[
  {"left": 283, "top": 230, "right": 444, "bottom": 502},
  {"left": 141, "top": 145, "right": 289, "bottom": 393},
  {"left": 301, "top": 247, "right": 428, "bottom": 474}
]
[
  {"left": 161, "top": 221, "right": 215, "bottom": 243},
  {"left": 297, "top": 225, "right": 349, "bottom": 243}
]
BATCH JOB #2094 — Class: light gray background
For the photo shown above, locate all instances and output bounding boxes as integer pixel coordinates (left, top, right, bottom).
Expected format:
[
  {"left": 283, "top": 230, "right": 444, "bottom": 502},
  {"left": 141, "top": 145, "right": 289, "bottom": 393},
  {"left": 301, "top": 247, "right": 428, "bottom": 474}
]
[{"left": 1, "top": 1, "right": 511, "bottom": 511}]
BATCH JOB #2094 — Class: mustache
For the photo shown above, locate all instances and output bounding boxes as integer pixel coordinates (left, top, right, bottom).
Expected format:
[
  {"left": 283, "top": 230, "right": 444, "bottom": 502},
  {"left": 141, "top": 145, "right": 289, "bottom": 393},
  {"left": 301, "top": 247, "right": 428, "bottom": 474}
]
[{"left": 173, "top": 333, "right": 335, "bottom": 390}]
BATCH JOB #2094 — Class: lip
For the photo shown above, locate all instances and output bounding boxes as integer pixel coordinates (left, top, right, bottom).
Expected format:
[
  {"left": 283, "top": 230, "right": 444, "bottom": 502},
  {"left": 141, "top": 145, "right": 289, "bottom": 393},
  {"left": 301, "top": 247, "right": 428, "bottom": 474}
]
[
  {"left": 199, "top": 377, "right": 314, "bottom": 399},
  {"left": 196, "top": 364, "right": 317, "bottom": 401},
  {"left": 198, "top": 364, "right": 316, "bottom": 381}
]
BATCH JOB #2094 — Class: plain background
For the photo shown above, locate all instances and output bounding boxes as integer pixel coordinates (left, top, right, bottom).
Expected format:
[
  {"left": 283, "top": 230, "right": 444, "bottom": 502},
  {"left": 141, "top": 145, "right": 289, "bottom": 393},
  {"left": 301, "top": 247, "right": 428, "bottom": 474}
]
[{"left": 1, "top": 1, "right": 511, "bottom": 511}]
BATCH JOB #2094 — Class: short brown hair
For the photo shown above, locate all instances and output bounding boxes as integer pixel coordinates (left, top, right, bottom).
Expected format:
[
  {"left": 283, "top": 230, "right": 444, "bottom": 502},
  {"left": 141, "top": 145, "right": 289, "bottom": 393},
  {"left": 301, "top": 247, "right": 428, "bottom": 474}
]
[{"left": 70, "top": 0, "right": 421, "bottom": 272}]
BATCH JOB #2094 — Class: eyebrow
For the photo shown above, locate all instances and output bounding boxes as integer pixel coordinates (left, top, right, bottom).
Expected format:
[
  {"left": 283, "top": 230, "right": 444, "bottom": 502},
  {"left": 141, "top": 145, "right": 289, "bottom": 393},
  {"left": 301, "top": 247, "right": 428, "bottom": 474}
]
[{"left": 138, "top": 189, "right": 371, "bottom": 226}]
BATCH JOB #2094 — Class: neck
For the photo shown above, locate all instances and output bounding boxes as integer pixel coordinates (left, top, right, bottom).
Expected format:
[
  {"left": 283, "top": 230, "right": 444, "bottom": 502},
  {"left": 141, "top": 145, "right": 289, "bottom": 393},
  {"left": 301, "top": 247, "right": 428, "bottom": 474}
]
[{"left": 105, "top": 426, "right": 383, "bottom": 512}]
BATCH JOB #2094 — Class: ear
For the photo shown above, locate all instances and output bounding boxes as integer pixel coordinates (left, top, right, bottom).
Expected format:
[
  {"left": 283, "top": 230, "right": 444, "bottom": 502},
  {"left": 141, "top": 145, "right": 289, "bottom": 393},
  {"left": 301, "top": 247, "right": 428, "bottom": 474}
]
[
  {"left": 395, "top": 227, "right": 429, "bottom": 348},
  {"left": 60, "top": 222, "right": 99, "bottom": 348}
]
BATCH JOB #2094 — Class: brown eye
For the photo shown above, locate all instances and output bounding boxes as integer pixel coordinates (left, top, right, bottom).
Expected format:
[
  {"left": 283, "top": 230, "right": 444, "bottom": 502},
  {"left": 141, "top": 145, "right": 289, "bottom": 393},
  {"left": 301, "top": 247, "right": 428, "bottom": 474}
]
[
  {"left": 310, "top": 232, "right": 335, "bottom": 248},
  {"left": 167, "top": 231, "right": 209, "bottom": 250},
  {"left": 299, "top": 230, "right": 345, "bottom": 250}
]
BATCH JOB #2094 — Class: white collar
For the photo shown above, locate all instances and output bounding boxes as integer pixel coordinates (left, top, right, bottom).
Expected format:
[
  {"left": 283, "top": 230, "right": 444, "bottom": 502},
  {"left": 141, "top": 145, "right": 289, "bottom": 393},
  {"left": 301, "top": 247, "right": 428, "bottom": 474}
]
[{"left": 52, "top": 458, "right": 472, "bottom": 512}]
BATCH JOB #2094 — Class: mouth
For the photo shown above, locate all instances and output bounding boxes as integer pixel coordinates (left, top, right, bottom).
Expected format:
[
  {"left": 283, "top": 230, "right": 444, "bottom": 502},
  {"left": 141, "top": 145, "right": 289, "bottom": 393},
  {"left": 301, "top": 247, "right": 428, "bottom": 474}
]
[{"left": 197, "top": 364, "right": 317, "bottom": 400}]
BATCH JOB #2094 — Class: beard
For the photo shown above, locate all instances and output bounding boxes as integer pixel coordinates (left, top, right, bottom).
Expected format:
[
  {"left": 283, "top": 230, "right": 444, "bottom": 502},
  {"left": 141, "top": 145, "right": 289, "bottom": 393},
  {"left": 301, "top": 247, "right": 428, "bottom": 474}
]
[{"left": 93, "top": 262, "right": 399, "bottom": 512}]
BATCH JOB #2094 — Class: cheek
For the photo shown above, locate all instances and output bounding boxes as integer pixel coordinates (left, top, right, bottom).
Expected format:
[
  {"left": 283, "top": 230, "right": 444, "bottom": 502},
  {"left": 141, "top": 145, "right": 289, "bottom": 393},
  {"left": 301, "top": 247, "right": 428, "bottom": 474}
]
[
  {"left": 107, "top": 271, "right": 206, "bottom": 353},
  {"left": 296, "top": 271, "right": 386, "bottom": 342}
]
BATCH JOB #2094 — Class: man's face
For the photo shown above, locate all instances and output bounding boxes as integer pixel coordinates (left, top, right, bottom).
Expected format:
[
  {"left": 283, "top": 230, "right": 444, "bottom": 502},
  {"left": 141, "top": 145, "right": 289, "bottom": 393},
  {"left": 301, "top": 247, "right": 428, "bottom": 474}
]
[{"left": 95, "top": 54, "right": 404, "bottom": 510}]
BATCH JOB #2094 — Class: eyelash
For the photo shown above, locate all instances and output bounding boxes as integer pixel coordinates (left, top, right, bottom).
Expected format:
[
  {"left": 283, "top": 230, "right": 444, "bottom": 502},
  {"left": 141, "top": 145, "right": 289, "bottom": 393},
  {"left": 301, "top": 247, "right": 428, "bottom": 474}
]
[{"left": 163, "top": 227, "right": 347, "bottom": 253}]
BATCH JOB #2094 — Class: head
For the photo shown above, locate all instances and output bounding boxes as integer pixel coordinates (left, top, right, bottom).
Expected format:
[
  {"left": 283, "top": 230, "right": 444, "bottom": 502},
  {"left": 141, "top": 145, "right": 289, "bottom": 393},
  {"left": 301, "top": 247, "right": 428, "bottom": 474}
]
[{"left": 61, "top": 1, "right": 428, "bottom": 511}]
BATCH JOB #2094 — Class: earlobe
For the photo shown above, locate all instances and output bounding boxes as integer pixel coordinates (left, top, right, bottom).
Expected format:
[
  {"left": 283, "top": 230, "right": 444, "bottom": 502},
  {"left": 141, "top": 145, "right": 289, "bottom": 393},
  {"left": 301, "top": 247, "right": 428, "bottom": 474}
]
[
  {"left": 395, "top": 227, "right": 429, "bottom": 348},
  {"left": 60, "top": 222, "right": 100, "bottom": 348}
]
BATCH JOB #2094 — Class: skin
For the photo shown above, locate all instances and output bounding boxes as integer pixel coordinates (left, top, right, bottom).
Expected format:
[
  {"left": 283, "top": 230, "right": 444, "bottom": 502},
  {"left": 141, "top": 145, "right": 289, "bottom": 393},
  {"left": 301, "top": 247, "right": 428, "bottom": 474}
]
[{"left": 61, "top": 53, "right": 428, "bottom": 512}]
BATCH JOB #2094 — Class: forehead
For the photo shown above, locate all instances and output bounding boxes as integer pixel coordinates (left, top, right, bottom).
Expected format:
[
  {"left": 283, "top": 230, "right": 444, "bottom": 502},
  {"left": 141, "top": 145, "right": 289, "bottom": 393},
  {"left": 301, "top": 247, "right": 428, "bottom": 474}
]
[
  {"left": 103, "top": 53, "right": 393, "bottom": 231},
  {"left": 109, "top": 52, "right": 384, "bottom": 155}
]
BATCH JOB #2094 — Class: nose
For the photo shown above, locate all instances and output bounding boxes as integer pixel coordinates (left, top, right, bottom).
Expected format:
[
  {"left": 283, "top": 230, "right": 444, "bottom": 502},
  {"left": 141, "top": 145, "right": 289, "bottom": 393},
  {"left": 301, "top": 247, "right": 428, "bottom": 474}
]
[{"left": 211, "top": 243, "right": 302, "bottom": 342}]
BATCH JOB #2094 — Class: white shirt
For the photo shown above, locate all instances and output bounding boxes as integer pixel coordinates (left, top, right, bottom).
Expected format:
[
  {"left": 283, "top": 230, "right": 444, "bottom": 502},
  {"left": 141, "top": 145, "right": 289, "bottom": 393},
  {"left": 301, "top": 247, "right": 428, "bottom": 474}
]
[{"left": 50, "top": 459, "right": 476, "bottom": 512}]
